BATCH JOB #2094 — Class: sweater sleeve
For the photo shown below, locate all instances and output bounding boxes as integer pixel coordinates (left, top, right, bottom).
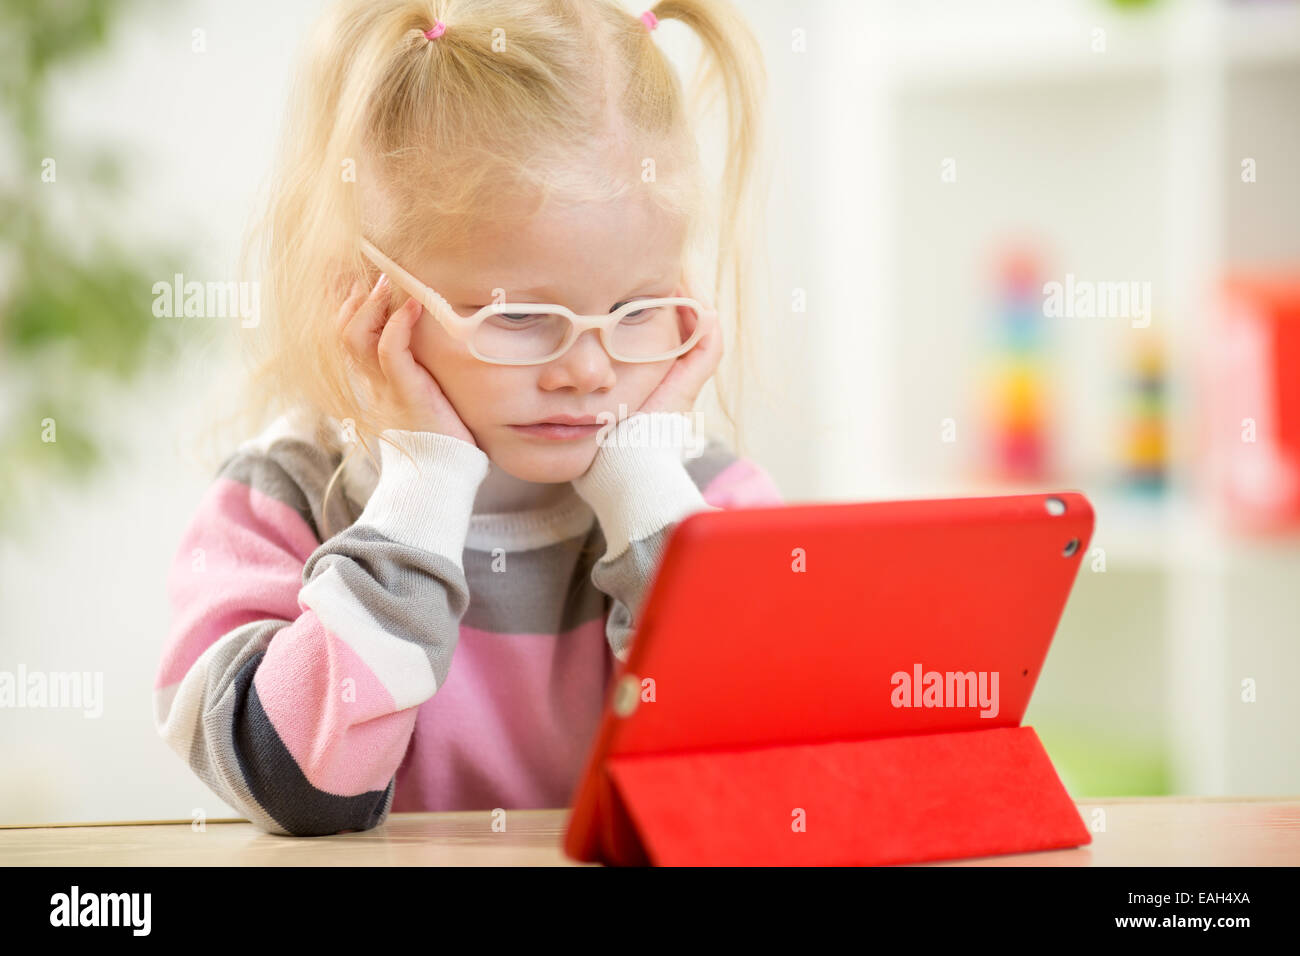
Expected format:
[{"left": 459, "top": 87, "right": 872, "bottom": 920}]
[
  {"left": 571, "top": 411, "right": 784, "bottom": 662},
  {"left": 153, "top": 426, "right": 489, "bottom": 836}
]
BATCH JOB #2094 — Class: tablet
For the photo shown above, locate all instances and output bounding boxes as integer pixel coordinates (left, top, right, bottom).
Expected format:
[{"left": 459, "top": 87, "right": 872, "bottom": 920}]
[{"left": 562, "top": 490, "right": 1095, "bottom": 865}]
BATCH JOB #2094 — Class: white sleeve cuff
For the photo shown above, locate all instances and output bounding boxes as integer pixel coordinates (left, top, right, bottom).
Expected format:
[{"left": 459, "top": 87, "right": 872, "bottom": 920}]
[
  {"left": 355, "top": 429, "right": 490, "bottom": 563},
  {"left": 572, "top": 412, "right": 717, "bottom": 560}
]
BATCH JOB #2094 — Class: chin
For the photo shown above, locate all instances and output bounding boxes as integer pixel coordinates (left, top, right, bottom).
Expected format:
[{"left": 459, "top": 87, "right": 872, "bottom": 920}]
[{"left": 485, "top": 435, "right": 599, "bottom": 483}]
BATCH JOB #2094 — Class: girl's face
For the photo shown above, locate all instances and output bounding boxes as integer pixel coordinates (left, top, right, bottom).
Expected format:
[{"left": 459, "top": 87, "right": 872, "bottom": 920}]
[{"left": 402, "top": 192, "right": 688, "bottom": 483}]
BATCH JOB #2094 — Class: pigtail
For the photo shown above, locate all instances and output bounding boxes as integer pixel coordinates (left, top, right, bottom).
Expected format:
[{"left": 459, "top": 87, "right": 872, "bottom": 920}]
[{"left": 640, "top": 0, "right": 769, "bottom": 457}]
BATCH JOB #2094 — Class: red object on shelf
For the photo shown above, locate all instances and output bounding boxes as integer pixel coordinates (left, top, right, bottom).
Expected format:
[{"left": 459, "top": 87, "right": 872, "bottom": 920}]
[
  {"left": 997, "top": 428, "right": 1048, "bottom": 480},
  {"left": 565, "top": 493, "right": 1095, "bottom": 866},
  {"left": 1206, "top": 273, "right": 1300, "bottom": 533}
]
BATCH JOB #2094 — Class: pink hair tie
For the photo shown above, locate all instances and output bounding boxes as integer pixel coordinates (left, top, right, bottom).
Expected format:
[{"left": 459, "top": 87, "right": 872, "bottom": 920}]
[
  {"left": 423, "top": 20, "right": 446, "bottom": 40},
  {"left": 639, "top": 10, "right": 658, "bottom": 31}
]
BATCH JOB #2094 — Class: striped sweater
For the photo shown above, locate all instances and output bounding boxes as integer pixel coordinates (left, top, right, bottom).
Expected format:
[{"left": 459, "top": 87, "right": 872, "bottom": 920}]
[{"left": 153, "top": 409, "right": 783, "bottom": 836}]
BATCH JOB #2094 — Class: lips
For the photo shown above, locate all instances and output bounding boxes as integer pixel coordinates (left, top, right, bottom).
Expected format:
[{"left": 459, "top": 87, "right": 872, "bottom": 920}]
[
  {"left": 521, "top": 415, "right": 601, "bottom": 426},
  {"left": 508, "top": 417, "right": 604, "bottom": 441}
]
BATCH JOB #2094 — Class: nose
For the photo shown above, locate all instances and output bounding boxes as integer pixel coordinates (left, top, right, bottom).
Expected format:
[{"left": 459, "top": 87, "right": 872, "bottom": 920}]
[{"left": 538, "top": 327, "right": 617, "bottom": 392}]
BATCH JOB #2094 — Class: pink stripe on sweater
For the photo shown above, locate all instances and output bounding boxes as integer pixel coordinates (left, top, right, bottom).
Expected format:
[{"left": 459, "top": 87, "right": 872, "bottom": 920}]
[
  {"left": 253, "top": 617, "right": 412, "bottom": 795},
  {"left": 392, "top": 618, "right": 612, "bottom": 812},
  {"left": 702, "top": 458, "right": 784, "bottom": 509},
  {"left": 156, "top": 477, "right": 321, "bottom": 689}
]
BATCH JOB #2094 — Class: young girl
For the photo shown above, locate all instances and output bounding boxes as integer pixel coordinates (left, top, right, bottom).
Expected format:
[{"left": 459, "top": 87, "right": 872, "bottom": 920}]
[{"left": 154, "top": 0, "right": 782, "bottom": 837}]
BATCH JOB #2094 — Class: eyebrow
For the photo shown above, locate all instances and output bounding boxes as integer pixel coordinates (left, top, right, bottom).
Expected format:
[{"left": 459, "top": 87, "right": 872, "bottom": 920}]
[{"left": 488, "top": 276, "right": 671, "bottom": 305}]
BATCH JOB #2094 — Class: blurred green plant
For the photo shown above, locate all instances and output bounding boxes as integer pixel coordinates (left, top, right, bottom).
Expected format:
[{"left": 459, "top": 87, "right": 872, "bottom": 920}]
[
  {"left": 0, "top": 0, "right": 182, "bottom": 534},
  {"left": 1037, "top": 721, "right": 1172, "bottom": 797}
]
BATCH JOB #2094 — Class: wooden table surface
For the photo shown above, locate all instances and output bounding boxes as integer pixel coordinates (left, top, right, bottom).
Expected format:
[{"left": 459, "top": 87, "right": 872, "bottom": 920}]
[{"left": 2, "top": 797, "right": 1297, "bottom": 866}]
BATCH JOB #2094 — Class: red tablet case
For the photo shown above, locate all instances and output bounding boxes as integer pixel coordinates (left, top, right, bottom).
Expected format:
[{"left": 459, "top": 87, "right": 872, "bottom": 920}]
[{"left": 563, "top": 491, "right": 1095, "bottom": 866}]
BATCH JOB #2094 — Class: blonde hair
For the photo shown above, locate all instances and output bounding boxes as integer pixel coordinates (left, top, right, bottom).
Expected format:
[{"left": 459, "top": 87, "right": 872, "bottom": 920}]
[{"left": 224, "top": 0, "right": 769, "bottom": 537}]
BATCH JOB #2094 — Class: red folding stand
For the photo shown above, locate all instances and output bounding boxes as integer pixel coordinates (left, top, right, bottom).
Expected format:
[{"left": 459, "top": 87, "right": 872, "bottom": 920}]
[{"left": 592, "top": 725, "right": 1090, "bottom": 866}]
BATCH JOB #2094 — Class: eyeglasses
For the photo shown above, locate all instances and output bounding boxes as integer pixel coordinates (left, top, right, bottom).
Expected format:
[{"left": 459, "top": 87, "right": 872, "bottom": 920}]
[{"left": 359, "top": 238, "right": 714, "bottom": 366}]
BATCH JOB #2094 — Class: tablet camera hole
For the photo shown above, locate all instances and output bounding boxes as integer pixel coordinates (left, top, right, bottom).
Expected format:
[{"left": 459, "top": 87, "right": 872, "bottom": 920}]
[
  {"left": 612, "top": 674, "right": 640, "bottom": 717},
  {"left": 1045, "top": 497, "right": 1066, "bottom": 516}
]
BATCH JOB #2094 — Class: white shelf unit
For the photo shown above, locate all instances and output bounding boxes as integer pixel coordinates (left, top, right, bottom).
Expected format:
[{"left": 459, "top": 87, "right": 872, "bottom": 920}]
[{"left": 804, "top": 0, "right": 1300, "bottom": 795}]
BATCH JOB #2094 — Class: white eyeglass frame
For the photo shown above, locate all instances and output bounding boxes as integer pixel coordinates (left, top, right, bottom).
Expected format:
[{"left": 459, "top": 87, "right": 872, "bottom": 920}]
[{"left": 359, "top": 237, "right": 714, "bottom": 366}]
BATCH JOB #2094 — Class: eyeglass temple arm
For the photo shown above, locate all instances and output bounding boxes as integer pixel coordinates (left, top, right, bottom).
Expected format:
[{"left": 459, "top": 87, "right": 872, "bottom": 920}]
[{"left": 358, "top": 238, "right": 476, "bottom": 336}]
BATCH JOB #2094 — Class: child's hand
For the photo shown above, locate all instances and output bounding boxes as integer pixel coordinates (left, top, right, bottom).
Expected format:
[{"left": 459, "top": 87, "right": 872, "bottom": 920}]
[
  {"left": 338, "top": 274, "right": 478, "bottom": 447},
  {"left": 635, "top": 296, "right": 724, "bottom": 416}
]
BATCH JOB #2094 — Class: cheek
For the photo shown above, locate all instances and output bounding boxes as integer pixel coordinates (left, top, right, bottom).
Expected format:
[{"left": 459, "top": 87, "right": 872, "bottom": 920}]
[
  {"left": 620, "top": 361, "right": 672, "bottom": 402},
  {"left": 409, "top": 315, "right": 524, "bottom": 425},
  {"left": 409, "top": 306, "right": 452, "bottom": 365},
  {"left": 409, "top": 313, "right": 476, "bottom": 401}
]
